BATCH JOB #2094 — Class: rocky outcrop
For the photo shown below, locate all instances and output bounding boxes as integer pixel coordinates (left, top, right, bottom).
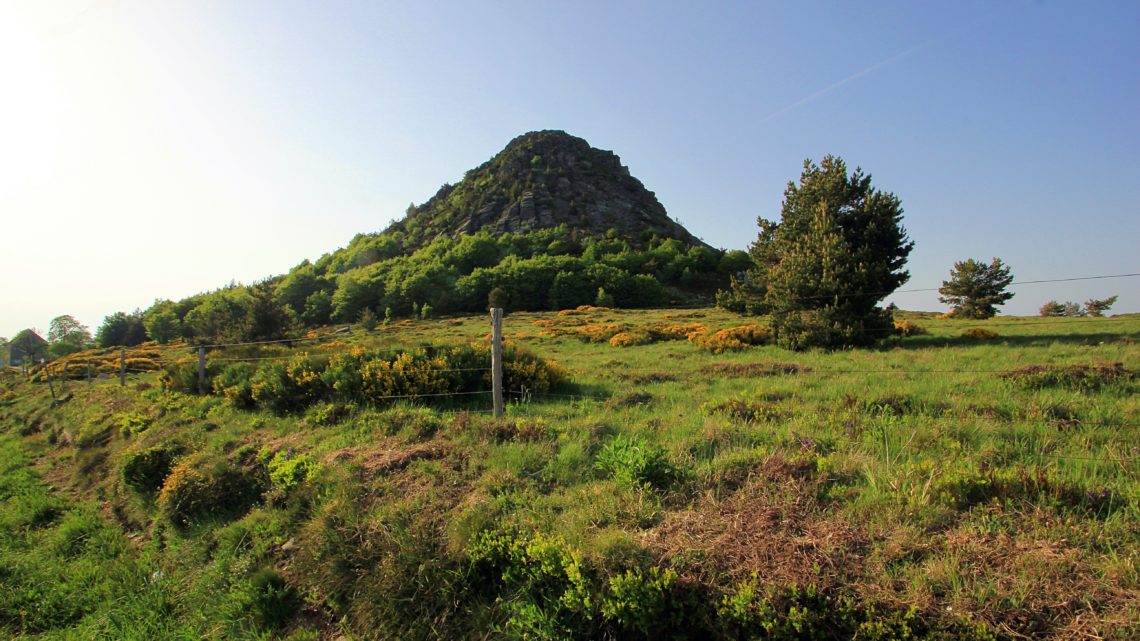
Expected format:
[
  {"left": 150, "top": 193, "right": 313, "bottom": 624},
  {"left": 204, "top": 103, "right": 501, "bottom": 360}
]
[{"left": 388, "top": 130, "right": 707, "bottom": 249}]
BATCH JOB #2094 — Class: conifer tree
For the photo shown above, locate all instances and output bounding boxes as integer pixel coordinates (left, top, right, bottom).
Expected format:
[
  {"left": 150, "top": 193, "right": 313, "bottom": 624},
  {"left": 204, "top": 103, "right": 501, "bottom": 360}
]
[
  {"left": 938, "top": 258, "right": 1014, "bottom": 319},
  {"left": 725, "top": 156, "right": 913, "bottom": 349}
]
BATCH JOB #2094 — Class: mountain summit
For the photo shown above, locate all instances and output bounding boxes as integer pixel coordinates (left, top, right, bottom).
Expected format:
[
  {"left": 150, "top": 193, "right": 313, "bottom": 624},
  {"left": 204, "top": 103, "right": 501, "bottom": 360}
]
[{"left": 388, "top": 130, "right": 706, "bottom": 248}]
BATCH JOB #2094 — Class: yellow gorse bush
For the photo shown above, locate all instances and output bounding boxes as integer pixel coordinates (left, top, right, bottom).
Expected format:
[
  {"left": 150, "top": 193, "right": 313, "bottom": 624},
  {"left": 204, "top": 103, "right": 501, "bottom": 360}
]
[
  {"left": 164, "top": 342, "right": 568, "bottom": 414},
  {"left": 688, "top": 324, "right": 772, "bottom": 354},
  {"left": 28, "top": 344, "right": 185, "bottom": 382},
  {"left": 556, "top": 305, "right": 611, "bottom": 317},
  {"left": 894, "top": 320, "right": 928, "bottom": 337}
]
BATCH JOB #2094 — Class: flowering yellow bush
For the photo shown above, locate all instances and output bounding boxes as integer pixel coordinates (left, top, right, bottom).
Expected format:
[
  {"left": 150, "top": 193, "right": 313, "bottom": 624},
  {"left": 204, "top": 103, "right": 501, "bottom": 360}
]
[
  {"left": 609, "top": 331, "right": 652, "bottom": 348},
  {"left": 165, "top": 343, "right": 568, "bottom": 413},
  {"left": 605, "top": 323, "right": 707, "bottom": 348},
  {"left": 576, "top": 324, "right": 625, "bottom": 343},
  {"left": 894, "top": 320, "right": 928, "bottom": 337},
  {"left": 649, "top": 323, "right": 706, "bottom": 340},
  {"left": 29, "top": 344, "right": 181, "bottom": 382},
  {"left": 556, "top": 305, "right": 610, "bottom": 317},
  {"left": 158, "top": 453, "right": 266, "bottom": 528},
  {"left": 688, "top": 324, "right": 772, "bottom": 353}
]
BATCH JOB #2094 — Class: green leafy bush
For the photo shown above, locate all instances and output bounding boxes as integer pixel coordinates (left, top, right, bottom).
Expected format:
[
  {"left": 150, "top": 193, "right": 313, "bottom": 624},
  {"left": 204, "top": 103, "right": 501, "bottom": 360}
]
[
  {"left": 468, "top": 530, "right": 595, "bottom": 639},
  {"left": 213, "top": 362, "right": 258, "bottom": 409},
  {"left": 595, "top": 435, "right": 679, "bottom": 491},
  {"left": 600, "top": 567, "right": 677, "bottom": 635},
  {"left": 121, "top": 445, "right": 178, "bottom": 495},
  {"left": 263, "top": 448, "right": 315, "bottom": 492},
  {"left": 114, "top": 411, "right": 152, "bottom": 435},
  {"left": 157, "top": 453, "right": 266, "bottom": 528},
  {"left": 702, "top": 399, "right": 783, "bottom": 423},
  {"left": 247, "top": 568, "right": 298, "bottom": 630},
  {"left": 166, "top": 343, "right": 568, "bottom": 415}
]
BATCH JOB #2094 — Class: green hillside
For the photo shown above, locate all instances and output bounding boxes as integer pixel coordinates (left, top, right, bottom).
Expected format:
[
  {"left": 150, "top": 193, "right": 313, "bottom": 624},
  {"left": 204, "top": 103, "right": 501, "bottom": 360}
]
[
  {"left": 113, "top": 131, "right": 745, "bottom": 349},
  {"left": 1, "top": 310, "right": 1137, "bottom": 639}
]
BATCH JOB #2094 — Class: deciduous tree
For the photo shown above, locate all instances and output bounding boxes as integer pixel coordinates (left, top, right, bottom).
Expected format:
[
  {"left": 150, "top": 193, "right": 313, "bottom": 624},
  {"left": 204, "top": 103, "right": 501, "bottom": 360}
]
[{"left": 48, "top": 315, "right": 93, "bottom": 356}]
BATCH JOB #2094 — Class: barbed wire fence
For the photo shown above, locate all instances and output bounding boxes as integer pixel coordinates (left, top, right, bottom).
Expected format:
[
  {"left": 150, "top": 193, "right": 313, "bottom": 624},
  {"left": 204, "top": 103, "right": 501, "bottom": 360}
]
[{"left": 12, "top": 271, "right": 1139, "bottom": 466}]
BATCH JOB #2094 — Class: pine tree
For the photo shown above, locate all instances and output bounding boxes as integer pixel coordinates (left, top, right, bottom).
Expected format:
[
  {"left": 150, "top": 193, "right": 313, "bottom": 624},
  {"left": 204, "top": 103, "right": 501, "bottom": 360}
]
[
  {"left": 938, "top": 258, "right": 1014, "bottom": 319},
  {"left": 725, "top": 156, "right": 913, "bottom": 349}
]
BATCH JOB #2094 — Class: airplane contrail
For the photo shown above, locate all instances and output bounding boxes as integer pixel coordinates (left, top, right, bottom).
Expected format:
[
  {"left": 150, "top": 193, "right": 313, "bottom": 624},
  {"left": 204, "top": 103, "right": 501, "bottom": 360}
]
[{"left": 757, "top": 32, "right": 952, "bottom": 124}]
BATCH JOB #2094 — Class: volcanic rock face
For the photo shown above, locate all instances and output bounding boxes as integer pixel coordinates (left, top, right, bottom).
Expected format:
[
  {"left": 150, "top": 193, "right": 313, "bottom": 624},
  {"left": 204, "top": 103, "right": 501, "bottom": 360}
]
[{"left": 390, "top": 130, "right": 706, "bottom": 249}]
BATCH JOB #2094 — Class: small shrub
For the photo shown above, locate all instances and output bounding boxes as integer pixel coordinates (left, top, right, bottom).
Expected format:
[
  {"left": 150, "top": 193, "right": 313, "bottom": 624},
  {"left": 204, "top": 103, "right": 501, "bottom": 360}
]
[
  {"left": 377, "top": 406, "right": 443, "bottom": 439},
  {"left": 595, "top": 435, "right": 679, "bottom": 491},
  {"left": 264, "top": 448, "right": 315, "bottom": 492},
  {"left": 121, "top": 445, "right": 179, "bottom": 495},
  {"left": 572, "top": 324, "right": 627, "bottom": 343},
  {"left": 468, "top": 530, "right": 595, "bottom": 639},
  {"left": 358, "top": 308, "right": 378, "bottom": 331},
  {"left": 73, "top": 421, "right": 112, "bottom": 449},
  {"left": 596, "top": 288, "right": 616, "bottom": 308},
  {"left": 600, "top": 567, "right": 677, "bottom": 635},
  {"left": 305, "top": 402, "right": 351, "bottom": 426},
  {"left": 609, "top": 331, "right": 653, "bottom": 348},
  {"left": 689, "top": 325, "right": 772, "bottom": 353},
  {"left": 940, "top": 464, "right": 1124, "bottom": 517},
  {"left": 157, "top": 453, "right": 266, "bottom": 528},
  {"left": 114, "top": 411, "right": 152, "bottom": 435},
  {"left": 703, "top": 399, "right": 782, "bottom": 423},
  {"left": 50, "top": 509, "right": 109, "bottom": 560},
  {"left": 214, "top": 362, "right": 257, "bottom": 409},
  {"left": 489, "top": 287, "right": 509, "bottom": 309},
  {"left": 893, "top": 320, "right": 928, "bottom": 336},
  {"left": 962, "top": 327, "right": 999, "bottom": 340},
  {"left": 248, "top": 568, "right": 298, "bottom": 630},
  {"left": 858, "top": 394, "right": 921, "bottom": 416},
  {"left": 160, "top": 358, "right": 220, "bottom": 394},
  {"left": 1002, "top": 363, "right": 1135, "bottom": 392},
  {"left": 609, "top": 392, "right": 654, "bottom": 408}
]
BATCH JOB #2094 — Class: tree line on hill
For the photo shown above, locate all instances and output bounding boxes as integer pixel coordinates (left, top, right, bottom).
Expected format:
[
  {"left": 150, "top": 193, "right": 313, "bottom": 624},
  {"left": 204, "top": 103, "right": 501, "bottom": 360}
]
[
  {"left": 80, "top": 226, "right": 748, "bottom": 348},
  {"left": 16, "top": 157, "right": 1120, "bottom": 357}
]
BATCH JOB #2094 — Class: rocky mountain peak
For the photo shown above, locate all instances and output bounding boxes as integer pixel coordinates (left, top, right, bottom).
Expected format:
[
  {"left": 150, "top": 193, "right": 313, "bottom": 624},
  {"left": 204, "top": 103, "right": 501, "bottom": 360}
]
[{"left": 389, "top": 130, "right": 706, "bottom": 249}]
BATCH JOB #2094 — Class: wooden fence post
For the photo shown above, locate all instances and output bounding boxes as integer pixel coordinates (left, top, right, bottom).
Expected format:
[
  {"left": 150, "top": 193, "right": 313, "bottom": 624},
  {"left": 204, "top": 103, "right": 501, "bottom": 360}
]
[
  {"left": 45, "top": 361, "right": 58, "bottom": 403},
  {"left": 490, "top": 308, "right": 504, "bottom": 418},
  {"left": 119, "top": 349, "right": 126, "bottom": 387},
  {"left": 198, "top": 346, "right": 206, "bottom": 395}
]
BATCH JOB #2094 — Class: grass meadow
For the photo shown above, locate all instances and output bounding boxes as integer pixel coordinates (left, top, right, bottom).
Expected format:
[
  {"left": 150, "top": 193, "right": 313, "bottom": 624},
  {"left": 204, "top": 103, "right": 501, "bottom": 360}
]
[{"left": 0, "top": 307, "right": 1137, "bottom": 640}]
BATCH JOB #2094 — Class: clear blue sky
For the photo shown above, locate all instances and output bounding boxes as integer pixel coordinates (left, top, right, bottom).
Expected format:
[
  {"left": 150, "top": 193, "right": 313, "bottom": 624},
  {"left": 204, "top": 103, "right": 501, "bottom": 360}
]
[{"left": 2, "top": 0, "right": 1138, "bottom": 339}]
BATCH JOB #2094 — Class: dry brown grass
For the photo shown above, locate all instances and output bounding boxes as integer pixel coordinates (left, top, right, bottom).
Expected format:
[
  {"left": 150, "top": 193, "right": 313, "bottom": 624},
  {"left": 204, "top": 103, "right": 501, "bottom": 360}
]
[
  {"left": 642, "top": 455, "right": 866, "bottom": 591},
  {"left": 857, "top": 504, "right": 1139, "bottom": 639},
  {"left": 702, "top": 362, "right": 810, "bottom": 377},
  {"left": 322, "top": 440, "right": 445, "bottom": 479}
]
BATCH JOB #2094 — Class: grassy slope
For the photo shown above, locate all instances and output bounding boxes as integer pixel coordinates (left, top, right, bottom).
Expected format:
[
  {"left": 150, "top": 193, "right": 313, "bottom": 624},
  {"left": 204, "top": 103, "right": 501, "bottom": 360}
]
[{"left": 0, "top": 309, "right": 1137, "bottom": 640}]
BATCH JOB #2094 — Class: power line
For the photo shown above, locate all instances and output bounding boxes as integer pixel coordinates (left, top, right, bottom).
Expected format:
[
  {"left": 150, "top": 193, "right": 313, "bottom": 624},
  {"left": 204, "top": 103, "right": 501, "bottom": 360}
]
[{"left": 740, "top": 271, "right": 1140, "bottom": 305}]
